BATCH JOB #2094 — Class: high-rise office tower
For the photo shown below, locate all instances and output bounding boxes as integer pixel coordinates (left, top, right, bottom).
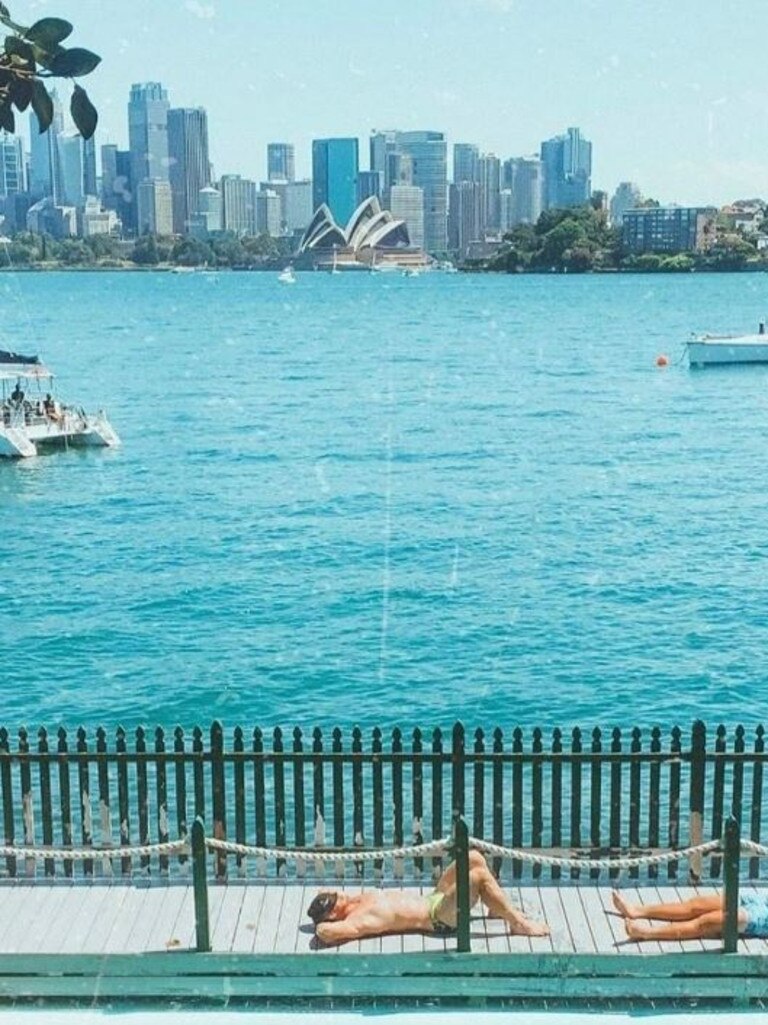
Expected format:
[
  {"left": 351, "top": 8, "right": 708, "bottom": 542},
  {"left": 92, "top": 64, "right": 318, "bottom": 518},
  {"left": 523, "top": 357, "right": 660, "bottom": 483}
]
[
  {"left": 357, "top": 170, "right": 381, "bottom": 204},
  {"left": 312, "top": 138, "right": 359, "bottom": 226},
  {"left": 128, "top": 83, "right": 170, "bottom": 186},
  {"left": 57, "top": 132, "right": 85, "bottom": 207},
  {"left": 389, "top": 184, "right": 424, "bottom": 250},
  {"left": 282, "top": 180, "right": 313, "bottom": 234},
  {"left": 267, "top": 143, "right": 295, "bottom": 183},
  {"left": 448, "top": 180, "right": 482, "bottom": 256},
  {"left": 478, "top": 153, "right": 501, "bottom": 233},
  {"left": 0, "top": 133, "right": 24, "bottom": 198},
  {"left": 540, "top": 127, "right": 592, "bottom": 210},
  {"left": 168, "top": 107, "right": 211, "bottom": 234},
  {"left": 256, "top": 189, "right": 281, "bottom": 236},
  {"left": 101, "top": 146, "right": 133, "bottom": 233},
  {"left": 220, "top": 174, "right": 257, "bottom": 235},
  {"left": 369, "top": 130, "right": 399, "bottom": 192},
  {"left": 453, "top": 143, "right": 479, "bottom": 184},
  {"left": 29, "top": 87, "right": 64, "bottom": 200},
  {"left": 503, "top": 156, "right": 542, "bottom": 226},
  {"left": 83, "top": 136, "right": 97, "bottom": 197},
  {"left": 397, "top": 131, "right": 447, "bottom": 252}
]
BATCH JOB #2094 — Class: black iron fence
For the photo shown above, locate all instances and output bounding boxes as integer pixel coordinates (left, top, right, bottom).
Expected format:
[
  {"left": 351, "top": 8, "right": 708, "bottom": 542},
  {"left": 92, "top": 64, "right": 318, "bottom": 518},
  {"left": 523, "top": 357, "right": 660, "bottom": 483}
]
[{"left": 0, "top": 720, "right": 763, "bottom": 882}]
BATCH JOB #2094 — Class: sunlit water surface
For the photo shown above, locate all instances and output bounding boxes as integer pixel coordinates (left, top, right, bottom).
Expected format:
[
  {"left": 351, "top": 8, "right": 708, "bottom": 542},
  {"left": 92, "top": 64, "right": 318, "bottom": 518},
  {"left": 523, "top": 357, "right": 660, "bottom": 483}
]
[{"left": 2, "top": 270, "right": 767, "bottom": 731}]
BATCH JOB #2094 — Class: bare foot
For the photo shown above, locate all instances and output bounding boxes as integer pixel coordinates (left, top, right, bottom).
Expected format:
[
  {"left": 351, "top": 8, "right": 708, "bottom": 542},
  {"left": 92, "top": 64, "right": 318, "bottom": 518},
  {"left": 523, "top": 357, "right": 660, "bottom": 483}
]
[
  {"left": 512, "top": 921, "right": 550, "bottom": 937},
  {"left": 612, "top": 890, "right": 639, "bottom": 920},
  {"left": 624, "top": 919, "right": 645, "bottom": 941}
]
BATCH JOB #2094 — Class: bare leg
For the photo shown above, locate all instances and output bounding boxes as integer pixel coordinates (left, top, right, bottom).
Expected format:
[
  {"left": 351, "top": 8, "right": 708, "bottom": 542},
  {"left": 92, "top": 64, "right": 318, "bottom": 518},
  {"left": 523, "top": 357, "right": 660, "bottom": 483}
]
[
  {"left": 612, "top": 890, "right": 722, "bottom": 922},
  {"left": 435, "top": 852, "right": 548, "bottom": 935},
  {"left": 624, "top": 910, "right": 730, "bottom": 942}
]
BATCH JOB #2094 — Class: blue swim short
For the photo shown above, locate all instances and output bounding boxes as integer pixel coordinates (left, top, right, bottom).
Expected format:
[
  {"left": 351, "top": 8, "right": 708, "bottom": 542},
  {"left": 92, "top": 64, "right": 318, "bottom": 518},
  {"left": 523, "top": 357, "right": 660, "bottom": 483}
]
[{"left": 739, "top": 891, "right": 768, "bottom": 937}]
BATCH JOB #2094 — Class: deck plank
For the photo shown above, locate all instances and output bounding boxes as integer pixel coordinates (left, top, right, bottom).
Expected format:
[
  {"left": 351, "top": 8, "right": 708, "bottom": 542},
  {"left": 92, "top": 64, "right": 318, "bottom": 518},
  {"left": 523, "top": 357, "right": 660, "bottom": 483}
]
[
  {"left": 530, "top": 888, "right": 559, "bottom": 953},
  {"left": 210, "top": 885, "right": 246, "bottom": 952},
  {"left": 229, "top": 882, "right": 267, "bottom": 953},
  {"left": 579, "top": 886, "right": 617, "bottom": 953},
  {"left": 559, "top": 887, "right": 595, "bottom": 954},
  {"left": 253, "top": 886, "right": 286, "bottom": 954},
  {"left": 145, "top": 885, "right": 189, "bottom": 952}
]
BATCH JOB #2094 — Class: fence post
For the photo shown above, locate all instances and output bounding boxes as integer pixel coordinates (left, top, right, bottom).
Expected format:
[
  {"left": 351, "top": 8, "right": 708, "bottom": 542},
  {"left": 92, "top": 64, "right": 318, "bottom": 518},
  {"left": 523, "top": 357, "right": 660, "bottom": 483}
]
[
  {"left": 454, "top": 815, "right": 471, "bottom": 953},
  {"left": 722, "top": 815, "right": 740, "bottom": 954},
  {"left": 211, "top": 721, "right": 227, "bottom": 881},
  {"left": 192, "top": 816, "right": 211, "bottom": 952},
  {"left": 688, "top": 720, "right": 706, "bottom": 883}
]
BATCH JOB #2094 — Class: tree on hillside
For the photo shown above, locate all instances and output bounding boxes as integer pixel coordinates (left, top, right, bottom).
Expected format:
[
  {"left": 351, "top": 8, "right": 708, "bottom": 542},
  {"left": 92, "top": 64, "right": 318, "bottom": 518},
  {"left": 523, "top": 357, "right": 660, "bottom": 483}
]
[{"left": 0, "top": 3, "right": 100, "bottom": 138}]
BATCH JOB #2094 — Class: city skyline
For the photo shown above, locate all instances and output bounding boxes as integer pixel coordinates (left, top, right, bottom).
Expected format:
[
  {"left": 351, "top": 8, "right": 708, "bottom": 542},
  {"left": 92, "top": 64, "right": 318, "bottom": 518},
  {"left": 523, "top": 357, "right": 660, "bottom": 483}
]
[{"left": 19, "top": 0, "right": 768, "bottom": 207}]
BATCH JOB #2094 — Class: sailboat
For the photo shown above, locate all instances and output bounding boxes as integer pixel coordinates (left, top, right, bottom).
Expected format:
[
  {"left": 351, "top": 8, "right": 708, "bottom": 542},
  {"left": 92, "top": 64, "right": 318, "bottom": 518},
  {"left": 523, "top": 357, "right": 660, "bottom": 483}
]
[
  {"left": 330, "top": 250, "right": 341, "bottom": 275},
  {"left": 278, "top": 266, "right": 296, "bottom": 284}
]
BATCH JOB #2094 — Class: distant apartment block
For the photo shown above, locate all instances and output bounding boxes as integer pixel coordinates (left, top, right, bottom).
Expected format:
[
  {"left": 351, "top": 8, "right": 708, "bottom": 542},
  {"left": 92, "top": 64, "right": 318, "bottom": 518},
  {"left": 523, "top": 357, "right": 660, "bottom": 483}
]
[
  {"left": 220, "top": 174, "right": 257, "bottom": 235},
  {"left": 622, "top": 206, "right": 717, "bottom": 253}
]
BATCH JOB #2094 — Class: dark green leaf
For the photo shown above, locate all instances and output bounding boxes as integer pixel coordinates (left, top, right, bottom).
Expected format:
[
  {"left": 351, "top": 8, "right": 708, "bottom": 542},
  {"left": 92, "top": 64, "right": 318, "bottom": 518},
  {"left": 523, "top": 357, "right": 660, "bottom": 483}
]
[
  {"left": 11, "top": 75, "right": 32, "bottom": 111},
  {"left": 4, "top": 35, "right": 34, "bottom": 63},
  {"left": 70, "top": 83, "right": 97, "bottom": 139},
  {"left": 31, "top": 79, "right": 53, "bottom": 132},
  {"left": 49, "top": 46, "right": 100, "bottom": 77},
  {"left": 25, "top": 17, "right": 73, "bottom": 49},
  {"left": 0, "top": 102, "right": 15, "bottom": 133}
]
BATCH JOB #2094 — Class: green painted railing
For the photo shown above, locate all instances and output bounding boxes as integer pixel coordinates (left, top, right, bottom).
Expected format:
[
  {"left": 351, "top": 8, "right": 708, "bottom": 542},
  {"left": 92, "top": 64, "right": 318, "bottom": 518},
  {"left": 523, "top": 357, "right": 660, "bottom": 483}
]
[{"left": 0, "top": 719, "right": 765, "bottom": 882}]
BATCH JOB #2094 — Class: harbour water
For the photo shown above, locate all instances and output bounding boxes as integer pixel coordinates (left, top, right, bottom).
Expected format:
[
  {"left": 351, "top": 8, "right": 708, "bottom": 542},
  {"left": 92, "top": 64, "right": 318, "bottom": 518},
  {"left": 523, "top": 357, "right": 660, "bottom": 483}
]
[{"left": 2, "top": 269, "right": 767, "bottom": 731}]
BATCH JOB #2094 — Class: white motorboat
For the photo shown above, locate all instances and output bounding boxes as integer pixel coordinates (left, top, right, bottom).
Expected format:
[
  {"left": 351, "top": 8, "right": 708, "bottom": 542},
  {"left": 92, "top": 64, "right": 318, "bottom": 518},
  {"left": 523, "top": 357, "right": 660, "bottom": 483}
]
[
  {"left": 278, "top": 266, "right": 296, "bottom": 284},
  {"left": 687, "top": 327, "right": 768, "bottom": 367},
  {"left": 0, "top": 350, "right": 120, "bottom": 459}
]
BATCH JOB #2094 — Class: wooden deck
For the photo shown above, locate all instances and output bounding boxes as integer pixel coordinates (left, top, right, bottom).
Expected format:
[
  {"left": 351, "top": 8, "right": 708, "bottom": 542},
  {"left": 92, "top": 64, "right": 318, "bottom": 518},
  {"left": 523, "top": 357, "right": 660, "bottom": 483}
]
[{"left": 2, "top": 880, "right": 768, "bottom": 957}]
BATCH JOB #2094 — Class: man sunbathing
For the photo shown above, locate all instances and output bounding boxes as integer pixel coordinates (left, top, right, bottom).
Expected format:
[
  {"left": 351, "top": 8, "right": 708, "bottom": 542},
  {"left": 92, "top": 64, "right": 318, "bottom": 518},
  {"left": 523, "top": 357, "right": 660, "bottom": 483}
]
[
  {"left": 307, "top": 850, "right": 550, "bottom": 946},
  {"left": 611, "top": 889, "right": 765, "bottom": 941}
]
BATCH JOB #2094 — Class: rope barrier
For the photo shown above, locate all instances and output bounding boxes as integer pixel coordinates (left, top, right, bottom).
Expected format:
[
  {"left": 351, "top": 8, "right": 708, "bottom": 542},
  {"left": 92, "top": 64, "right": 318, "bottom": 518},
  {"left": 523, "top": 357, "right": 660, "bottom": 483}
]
[{"left": 0, "top": 835, "right": 767, "bottom": 868}]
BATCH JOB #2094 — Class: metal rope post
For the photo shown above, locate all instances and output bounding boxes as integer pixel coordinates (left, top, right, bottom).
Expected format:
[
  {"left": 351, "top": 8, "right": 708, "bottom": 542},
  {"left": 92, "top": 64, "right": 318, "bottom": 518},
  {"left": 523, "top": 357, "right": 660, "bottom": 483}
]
[
  {"left": 191, "top": 816, "right": 211, "bottom": 952},
  {"left": 453, "top": 815, "right": 471, "bottom": 953},
  {"left": 722, "top": 815, "right": 740, "bottom": 954}
]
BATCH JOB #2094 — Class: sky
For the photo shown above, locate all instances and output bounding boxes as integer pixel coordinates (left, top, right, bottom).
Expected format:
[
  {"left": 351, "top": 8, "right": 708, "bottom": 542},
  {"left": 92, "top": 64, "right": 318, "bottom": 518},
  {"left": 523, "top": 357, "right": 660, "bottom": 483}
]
[{"left": 14, "top": 0, "right": 768, "bottom": 206}]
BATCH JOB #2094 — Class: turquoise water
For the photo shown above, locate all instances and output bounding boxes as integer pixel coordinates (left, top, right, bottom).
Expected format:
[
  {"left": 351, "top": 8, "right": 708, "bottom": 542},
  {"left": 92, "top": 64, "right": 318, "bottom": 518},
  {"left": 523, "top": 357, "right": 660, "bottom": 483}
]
[{"left": 2, "top": 269, "right": 767, "bottom": 730}]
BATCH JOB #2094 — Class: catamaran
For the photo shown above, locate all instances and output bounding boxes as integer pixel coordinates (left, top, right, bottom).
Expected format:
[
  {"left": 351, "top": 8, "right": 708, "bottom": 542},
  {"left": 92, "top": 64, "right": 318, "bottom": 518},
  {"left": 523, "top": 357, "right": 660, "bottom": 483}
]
[{"left": 0, "top": 350, "right": 120, "bottom": 459}]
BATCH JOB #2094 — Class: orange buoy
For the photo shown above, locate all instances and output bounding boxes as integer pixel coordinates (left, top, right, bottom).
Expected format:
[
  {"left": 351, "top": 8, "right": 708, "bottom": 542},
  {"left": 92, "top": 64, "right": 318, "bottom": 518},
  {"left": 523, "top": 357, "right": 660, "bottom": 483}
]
[{"left": 656, "top": 354, "right": 669, "bottom": 367}]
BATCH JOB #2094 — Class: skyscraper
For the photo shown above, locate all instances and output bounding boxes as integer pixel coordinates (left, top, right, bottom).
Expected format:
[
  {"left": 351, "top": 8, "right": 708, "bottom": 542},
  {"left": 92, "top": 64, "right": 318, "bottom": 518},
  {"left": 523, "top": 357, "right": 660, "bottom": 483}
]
[
  {"left": 453, "top": 143, "right": 479, "bottom": 184},
  {"left": 0, "top": 133, "right": 24, "bottom": 198},
  {"left": 540, "top": 127, "right": 592, "bottom": 210},
  {"left": 267, "top": 143, "right": 295, "bottom": 182},
  {"left": 369, "top": 130, "right": 399, "bottom": 192},
  {"left": 448, "top": 180, "right": 482, "bottom": 256},
  {"left": 478, "top": 153, "right": 501, "bottom": 233},
  {"left": 312, "top": 138, "right": 359, "bottom": 226},
  {"left": 256, "top": 189, "right": 281, "bottom": 236},
  {"left": 610, "top": 182, "right": 642, "bottom": 226},
  {"left": 57, "top": 132, "right": 85, "bottom": 207},
  {"left": 128, "top": 83, "right": 170, "bottom": 187},
  {"left": 137, "top": 178, "right": 173, "bottom": 235},
  {"left": 168, "top": 107, "right": 211, "bottom": 234},
  {"left": 395, "top": 131, "right": 447, "bottom": 253},
  {"left": 282, "top": 180, "right": 313, "bottom": 234},
  {"left": 503, "top": 157, "right": 543, "bottom": 226},
  {"left": 357, "top": 170, "right": 381, "bottom": 204},
  {"left": 29, "top": 87, "right": 64, "bottom": 201},
  {"left": 83, "top": 136, "right": 97, "bottom": 198}
]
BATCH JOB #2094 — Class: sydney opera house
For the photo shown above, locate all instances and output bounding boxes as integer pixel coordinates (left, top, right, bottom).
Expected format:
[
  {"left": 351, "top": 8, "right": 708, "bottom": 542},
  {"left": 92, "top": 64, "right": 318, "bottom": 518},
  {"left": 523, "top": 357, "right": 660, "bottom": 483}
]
[{"left": 297, "top": 197, "right": 429, "bottom": 270}]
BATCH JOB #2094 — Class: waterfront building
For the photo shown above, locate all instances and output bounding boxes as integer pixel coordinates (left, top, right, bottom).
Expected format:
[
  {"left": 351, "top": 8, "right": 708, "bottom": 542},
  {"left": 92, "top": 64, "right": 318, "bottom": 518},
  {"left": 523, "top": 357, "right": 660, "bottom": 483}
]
[
  {"left": 0, "top": 133, "right": 24, "bottom": 198},
  {"left": 78, "top": 196, "right": 120, "bottom": 237},
  {"left": 299, "top": 196, "right": 414, "bottom": 269},
  {"left": 357, "top": 170, "right": 381, "bottom": 204},
  {"left": 453, "top": 143, "right": 479, "bottom": 184},
  {"left": 256, "top": 189, "right": 281, "bottom": 236},
  {"left": 502, "top": 157, "right": 542, "bottom": 225},
  {"left": 168, "top": 107, "right": 211, "bottom": 235},
  {"left": 540, "top": 127, "right": 592, "bottom": 210},
  {"left": 312, "top": 137, "right": 359, "bottom": 227},
  {"left": 396, "top": 131, "right": 447, "bottom": 253},
  {"left": 267, "top": 143, "right": 295, "bottom": 183},
  {"left": 220, "top": 174, "right": 257, "bottom": 235},
  {"left": 448, "top": 180, "right": 483, "bottom": 256},
  {"left": 622, "top": 206, "right": 717, "bottom": 253},
  {"left": 57, "top": 132, "right": 85, "bottom": 207},
  {"left": 29, "top": 87, "right": 64, "bottom": 201},
  {"left": 137, "top": 178, "right": 173, "bottom": 235},
  {"left": 389, "top": 184, "right": 424, "bottom": 250},
  {"left": 609, "top": 182, "right": 642, "bottom": 226},
  {"left": 26, "top": 197, "right": 76, "bottom": 238}
]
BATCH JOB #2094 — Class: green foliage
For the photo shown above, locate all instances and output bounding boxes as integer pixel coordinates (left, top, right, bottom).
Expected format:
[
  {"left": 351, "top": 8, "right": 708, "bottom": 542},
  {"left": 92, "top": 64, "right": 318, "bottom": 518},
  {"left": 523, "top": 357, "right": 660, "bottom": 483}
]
[{"left": 0, "top": 5, "right": 100, "bottom": 139}]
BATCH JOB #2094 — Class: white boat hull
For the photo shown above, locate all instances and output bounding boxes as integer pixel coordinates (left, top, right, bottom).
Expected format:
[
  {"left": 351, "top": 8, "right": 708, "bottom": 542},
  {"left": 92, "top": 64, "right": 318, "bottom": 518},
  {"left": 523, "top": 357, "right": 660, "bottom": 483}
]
[
  {"left": 688, "top": 335, "right": 768, "bottom": 367},
  {"left": 0, "top": 411, "right": 120, "bottom": 459}
]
